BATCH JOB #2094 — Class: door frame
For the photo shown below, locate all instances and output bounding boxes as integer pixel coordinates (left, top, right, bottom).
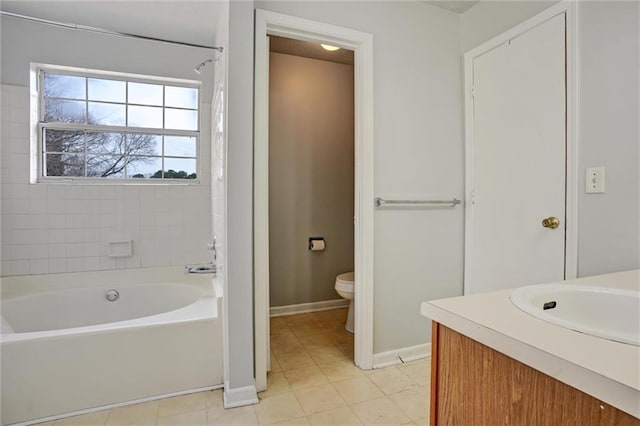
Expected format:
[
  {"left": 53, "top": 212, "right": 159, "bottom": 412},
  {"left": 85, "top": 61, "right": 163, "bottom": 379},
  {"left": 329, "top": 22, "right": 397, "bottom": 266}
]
[
  {"left": 253, "top": 9, "right": 375, "bottom": 391},
  {"left": 463, "top": 1, "right": 579, "bottom": 294}
]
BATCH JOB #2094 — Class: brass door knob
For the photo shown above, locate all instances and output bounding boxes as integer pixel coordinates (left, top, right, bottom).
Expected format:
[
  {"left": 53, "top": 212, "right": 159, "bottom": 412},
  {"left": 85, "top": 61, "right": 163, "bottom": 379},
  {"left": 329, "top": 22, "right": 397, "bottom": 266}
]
[{"left": 542, "top": 217, "right": 560, "bottom": 229}]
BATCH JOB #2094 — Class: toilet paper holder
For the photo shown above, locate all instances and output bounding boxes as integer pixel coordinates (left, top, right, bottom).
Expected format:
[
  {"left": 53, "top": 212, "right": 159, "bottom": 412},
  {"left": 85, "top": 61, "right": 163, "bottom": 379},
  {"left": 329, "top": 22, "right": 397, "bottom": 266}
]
[{"left": 308, "top": 237, "right": 326, "bottom": 251}]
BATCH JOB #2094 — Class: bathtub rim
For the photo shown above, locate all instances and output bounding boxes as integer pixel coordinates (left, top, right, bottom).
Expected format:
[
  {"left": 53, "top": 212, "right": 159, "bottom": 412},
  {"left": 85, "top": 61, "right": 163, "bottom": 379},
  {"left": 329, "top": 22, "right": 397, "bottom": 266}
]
[
  {"left": 1, "top": 267, "right": 221, "bottom": 343},
  {"left": 1, "top": 294, "right": 219, "bottom": 343}
]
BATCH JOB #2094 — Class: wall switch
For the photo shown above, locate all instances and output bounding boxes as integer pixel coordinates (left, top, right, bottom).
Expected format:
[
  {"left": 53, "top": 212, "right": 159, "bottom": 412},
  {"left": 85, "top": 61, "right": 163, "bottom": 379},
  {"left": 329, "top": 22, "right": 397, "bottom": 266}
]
[{"left": 586, "top": 167, "right": 605, "bottom": 193}]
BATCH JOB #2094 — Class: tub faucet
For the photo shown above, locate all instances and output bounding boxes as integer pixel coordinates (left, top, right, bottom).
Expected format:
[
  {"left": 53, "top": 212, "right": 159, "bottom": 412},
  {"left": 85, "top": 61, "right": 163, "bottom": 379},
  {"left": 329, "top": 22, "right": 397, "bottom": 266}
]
[
  {"left": 207, "top": 236, "right": 217, "bottom": 261},
  {"left": 184, "top": 264, "right": 216, "bottom": 274}
]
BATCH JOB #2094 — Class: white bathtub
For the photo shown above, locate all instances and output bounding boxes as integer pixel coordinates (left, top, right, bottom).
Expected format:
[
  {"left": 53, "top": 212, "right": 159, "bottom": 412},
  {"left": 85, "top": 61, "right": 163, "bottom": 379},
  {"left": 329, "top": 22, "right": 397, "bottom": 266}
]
[{"left": 0, "top": 267, "right": 223, "bottom": 426}]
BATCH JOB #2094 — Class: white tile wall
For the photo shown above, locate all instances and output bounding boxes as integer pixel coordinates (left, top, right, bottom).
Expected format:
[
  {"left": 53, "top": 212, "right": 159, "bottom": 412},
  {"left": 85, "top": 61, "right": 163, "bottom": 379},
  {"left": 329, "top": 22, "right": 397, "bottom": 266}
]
[
  {"left": 0, "top": 85, "right": 213, "bottom": 276},
  {"left": 211, "top": 52, "right": 227, "bottom": 277}
]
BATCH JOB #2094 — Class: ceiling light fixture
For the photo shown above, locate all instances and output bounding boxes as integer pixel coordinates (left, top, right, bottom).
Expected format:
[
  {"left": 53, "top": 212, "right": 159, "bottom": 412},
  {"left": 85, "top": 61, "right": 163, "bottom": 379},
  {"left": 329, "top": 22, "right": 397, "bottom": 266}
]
[{"left": 321, "top": 44, "right": 340, "bottom": 52}]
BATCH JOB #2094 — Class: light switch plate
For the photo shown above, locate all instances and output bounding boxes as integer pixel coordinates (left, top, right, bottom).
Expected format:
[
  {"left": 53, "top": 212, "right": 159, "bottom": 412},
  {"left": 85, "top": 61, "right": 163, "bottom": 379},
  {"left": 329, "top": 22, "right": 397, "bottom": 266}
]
[{"left": 586, "top": 167, "right": 605, "bottom": 193}]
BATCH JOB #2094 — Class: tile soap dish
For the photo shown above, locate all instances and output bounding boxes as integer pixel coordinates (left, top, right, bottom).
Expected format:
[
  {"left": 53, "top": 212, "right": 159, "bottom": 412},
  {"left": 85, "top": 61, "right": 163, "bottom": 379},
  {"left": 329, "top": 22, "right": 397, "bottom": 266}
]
[{"left": 107, "top": 240, "right": 133, "bottom": 257}]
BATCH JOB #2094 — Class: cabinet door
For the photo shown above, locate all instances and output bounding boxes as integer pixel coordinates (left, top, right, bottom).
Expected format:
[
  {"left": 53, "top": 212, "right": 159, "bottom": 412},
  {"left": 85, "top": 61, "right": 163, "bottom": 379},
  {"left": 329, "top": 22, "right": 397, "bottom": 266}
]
[{"left": 431, "top": 323, "right": 640, "bottom": 426}]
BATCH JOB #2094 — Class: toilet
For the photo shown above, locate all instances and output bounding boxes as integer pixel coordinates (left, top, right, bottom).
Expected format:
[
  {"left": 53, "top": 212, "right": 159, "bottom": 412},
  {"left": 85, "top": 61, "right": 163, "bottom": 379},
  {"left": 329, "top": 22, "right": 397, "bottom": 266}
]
[{"left": 334, "top": 272, "right": 355, "bottom": 333}]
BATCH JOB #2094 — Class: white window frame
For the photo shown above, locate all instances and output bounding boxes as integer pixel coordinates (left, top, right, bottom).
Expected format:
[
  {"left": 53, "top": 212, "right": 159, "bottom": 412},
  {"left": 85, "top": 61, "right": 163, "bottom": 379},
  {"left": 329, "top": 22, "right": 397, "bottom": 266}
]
[{"left": 33, "top": 64, "right": 202, "bottom": 184}]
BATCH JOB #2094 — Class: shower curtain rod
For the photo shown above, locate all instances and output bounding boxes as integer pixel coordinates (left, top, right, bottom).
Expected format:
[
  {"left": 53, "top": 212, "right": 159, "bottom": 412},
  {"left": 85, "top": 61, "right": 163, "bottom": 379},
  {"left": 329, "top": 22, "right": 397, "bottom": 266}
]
[{"left": 0, "top": 11, "right": 223, "bottom": 52}]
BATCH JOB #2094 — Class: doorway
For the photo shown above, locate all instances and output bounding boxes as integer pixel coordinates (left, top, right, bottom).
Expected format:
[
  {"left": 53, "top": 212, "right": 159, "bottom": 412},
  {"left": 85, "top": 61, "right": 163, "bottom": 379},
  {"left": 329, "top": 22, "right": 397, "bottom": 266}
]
[
  {"left": 254, "top": 10, "right": 375, "bottom": 392},
  {"left": 463, "top": 3, "right": 578, "bottom": 295},
  {"left": 268, "top": 35, "right": 355, "bottom": 316}
]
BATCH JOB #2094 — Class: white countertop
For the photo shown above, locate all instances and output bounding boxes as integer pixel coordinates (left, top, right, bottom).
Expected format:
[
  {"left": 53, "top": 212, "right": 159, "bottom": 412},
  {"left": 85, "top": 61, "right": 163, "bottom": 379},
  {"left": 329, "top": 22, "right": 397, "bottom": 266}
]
[{"left": 421, "top": 269, "right": 640, "bottom": 418}]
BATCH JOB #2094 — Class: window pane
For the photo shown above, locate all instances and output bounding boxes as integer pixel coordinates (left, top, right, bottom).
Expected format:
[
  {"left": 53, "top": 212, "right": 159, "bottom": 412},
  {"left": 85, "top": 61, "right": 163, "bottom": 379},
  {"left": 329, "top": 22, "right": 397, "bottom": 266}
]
[
  {"left": 39, "top": 68, "right": 201, "bottom": 183},
  {"left": 128, "top": 105, "right": 163, "bottom": 128},
  {"left": 46, "top": 153, "right": 85, "bottom": 177},
  {"left": 44, "top": 73, "right": 86, "bottom": 99},
  {"left": 44, "top": 129, "right": 85, "bottom": 153},
  {"left": 127, "top": 156, "right": 162, "bottom": 179},
  {"left": 88, "top": 78, "right": 125, "bottom": 103},
  {"left": 128, "top": 82, "right": 163, "bottom": 106},
  {"left": 165, "top": 86, "right": 198, "bottom": 109},
  {"left": 127, "top": 134, "right": 162, "bottom": 156},
  {"left": 164, "top": 136, "right": 197, "bottom": 157},
  {"left": 87, "top": 155, "right": 126, "bottom": 178},
  {"left": 88, "top": 102, "right": 126, "bottom": 126},
  {"left": 44, "top": 99, "right": 86, "bottom": 123},
  {"left": 165, "top": 108, "right": 198, "bottom": 130},
  {"left": 164, "top": 158, "right": 197, "bottom": 179},
  {"left": 86, "top": 132, "right": 126, "bottom": 155}
]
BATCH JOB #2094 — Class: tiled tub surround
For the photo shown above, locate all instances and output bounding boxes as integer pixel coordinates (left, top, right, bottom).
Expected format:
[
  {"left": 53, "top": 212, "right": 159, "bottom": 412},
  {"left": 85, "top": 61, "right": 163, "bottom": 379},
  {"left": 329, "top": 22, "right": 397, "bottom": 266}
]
[
  {"left": 31, "top": 309, "right": 431, "bottom": 426},
  {"left": 1, "top": 267, "right": 223, "bottom": 425},
  {"left": 0, "top": 84, "right": 213, "bottom": 277}
]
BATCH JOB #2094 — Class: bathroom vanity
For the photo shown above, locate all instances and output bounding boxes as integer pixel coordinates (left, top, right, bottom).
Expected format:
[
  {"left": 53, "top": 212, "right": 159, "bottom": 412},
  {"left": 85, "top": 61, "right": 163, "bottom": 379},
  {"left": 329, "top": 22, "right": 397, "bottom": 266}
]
[{"left": 421, "top": 270, "right": 640, "bottom": 426}]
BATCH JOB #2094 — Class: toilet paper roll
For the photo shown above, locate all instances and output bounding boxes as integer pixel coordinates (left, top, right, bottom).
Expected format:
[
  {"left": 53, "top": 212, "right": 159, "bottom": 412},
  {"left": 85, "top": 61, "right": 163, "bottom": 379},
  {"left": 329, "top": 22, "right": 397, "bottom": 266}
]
[{"left": 309, "top": 239, "right": 326, "bottom": 251}]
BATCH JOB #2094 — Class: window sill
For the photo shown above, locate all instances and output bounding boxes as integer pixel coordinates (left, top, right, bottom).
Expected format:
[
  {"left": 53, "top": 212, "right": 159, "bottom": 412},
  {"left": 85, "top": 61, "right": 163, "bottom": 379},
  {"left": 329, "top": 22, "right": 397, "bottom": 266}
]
[{"left": 34, "top": 178, "right": 202, "bottom": 185}]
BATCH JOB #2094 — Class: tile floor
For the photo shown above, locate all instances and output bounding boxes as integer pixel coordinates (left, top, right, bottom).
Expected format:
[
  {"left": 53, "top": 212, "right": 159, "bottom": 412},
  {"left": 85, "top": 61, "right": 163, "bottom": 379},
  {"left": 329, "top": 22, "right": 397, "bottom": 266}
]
[{"left": 36, "top": 308, "right": 431, "bottom": 425}]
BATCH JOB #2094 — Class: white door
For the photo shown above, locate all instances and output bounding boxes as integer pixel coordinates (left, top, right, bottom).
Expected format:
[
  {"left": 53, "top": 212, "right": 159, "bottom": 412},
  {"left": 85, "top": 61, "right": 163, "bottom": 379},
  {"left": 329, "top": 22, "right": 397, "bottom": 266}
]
[{"left": 465, "top": 13, "right": 567, "bottom": 294}]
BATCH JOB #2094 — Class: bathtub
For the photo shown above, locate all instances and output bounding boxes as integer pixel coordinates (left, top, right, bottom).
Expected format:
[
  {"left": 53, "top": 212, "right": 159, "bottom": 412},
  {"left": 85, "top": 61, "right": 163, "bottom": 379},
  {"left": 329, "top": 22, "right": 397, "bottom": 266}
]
[{"left": 0, "top": 267, "right": 223, "bottom": 425}]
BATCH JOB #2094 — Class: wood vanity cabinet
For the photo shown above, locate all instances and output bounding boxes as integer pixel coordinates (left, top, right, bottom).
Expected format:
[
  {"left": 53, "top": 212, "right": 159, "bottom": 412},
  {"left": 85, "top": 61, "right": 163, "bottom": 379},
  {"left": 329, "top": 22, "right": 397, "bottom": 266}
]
[{"left": 430, "top": 322, "right": 640, "bottom": 426}]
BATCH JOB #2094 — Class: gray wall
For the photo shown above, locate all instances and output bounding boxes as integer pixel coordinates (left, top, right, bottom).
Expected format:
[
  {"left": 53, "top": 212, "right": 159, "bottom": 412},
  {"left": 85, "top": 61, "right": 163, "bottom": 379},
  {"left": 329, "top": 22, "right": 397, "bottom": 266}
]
[
  {"left": 576, "top": 1, "right": 639, "bottom": 276},
  {"left": 462, "top": 1, "right": 640, "bottom": 277},
  {"left": 226, "top": 0, "right": 256, "bottom": 391},
  {"left": 247, "top": 1, "right": 464, "bottom": 353},
  {"left": 268, "top": 52, "right": 354, "bottom": 307},
  {"left": 0, "top": 15, "right": 215, "bottom": 99}
]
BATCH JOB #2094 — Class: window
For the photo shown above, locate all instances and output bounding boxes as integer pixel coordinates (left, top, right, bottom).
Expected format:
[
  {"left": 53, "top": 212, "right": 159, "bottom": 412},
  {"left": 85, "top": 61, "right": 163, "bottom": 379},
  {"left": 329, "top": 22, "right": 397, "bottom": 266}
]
[{"left": 37, "top": 66, "right": 200, "bottom": 182}]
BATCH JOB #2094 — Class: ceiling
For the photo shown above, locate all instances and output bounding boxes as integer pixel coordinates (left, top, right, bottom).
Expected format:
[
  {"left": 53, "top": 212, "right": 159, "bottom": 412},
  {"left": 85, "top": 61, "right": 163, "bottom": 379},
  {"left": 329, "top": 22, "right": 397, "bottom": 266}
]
[{"left": 270, "top": 36, "right": 355, "bottom": 66}]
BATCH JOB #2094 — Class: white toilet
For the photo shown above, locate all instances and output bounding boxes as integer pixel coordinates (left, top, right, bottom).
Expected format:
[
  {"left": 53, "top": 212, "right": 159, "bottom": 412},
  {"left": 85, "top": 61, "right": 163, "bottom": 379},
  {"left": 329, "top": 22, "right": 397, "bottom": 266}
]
[{"left": 334, "top": 272, "right": 355, "bottom": 333}]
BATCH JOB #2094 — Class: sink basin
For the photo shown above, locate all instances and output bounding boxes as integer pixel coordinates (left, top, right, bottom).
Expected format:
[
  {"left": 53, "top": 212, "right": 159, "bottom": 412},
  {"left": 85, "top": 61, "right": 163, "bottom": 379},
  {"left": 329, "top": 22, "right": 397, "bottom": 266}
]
[{"left": 510, "top": 284, "right": 639, "bottom": 346}]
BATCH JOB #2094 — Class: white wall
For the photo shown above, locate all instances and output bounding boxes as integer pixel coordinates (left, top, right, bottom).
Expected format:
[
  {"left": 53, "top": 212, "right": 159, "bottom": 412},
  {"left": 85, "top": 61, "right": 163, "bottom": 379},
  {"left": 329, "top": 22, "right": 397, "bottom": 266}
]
[
  {"left": 0, "top": 16, "right": 214, "bottom": 276},
  {"left": 211, "top": 1, "right": 229, "bottom": 281},
  {"left": 239, "top": 1, "right": 464, "bottom": 354},
  {"left": 461, "top": 1, "right": 640, "bottom": 277},
  {"left": 461, "top": 1, "right": 559, "bottom": 52},
  {"left": 198, "top": 7, "right": 234, "bottom": 399}
]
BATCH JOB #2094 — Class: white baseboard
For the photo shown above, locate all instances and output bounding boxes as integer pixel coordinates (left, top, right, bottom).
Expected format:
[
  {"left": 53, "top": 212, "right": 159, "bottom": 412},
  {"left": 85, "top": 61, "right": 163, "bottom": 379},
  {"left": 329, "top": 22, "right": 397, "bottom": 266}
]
[
  {"left": 372, "top": 343, "right": 431, "bottom": 369},
  {"left": 270, "top": 299, "right": 350, "bottom": 317},
  {"left": 223, "top": 384, "right": 259, "bottom": 408}
]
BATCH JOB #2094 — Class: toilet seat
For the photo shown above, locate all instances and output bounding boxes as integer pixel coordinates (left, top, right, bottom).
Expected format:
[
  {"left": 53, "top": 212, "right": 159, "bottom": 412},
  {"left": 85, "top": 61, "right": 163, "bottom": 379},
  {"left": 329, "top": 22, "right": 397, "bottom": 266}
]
[
  {"left": 335, "top": 272, "right": 354, "bottom": 294},
  {"left": 334, "top": 271, "right": 355, "bottom": 333}
]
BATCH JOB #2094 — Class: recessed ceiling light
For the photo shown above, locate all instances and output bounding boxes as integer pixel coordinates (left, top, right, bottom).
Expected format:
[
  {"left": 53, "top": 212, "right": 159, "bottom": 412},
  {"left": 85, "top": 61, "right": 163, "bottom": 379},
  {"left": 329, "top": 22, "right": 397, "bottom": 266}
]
[{"left": 321, "top": 44, "right": 340, "bottom": 52}]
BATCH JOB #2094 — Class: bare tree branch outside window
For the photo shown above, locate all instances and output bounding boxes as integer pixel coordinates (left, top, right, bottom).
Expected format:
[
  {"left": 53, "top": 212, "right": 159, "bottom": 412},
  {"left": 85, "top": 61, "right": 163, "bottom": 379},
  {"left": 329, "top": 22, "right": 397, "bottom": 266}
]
[{"left": 41, "top": 71, "right": 199, "bottom": 180}]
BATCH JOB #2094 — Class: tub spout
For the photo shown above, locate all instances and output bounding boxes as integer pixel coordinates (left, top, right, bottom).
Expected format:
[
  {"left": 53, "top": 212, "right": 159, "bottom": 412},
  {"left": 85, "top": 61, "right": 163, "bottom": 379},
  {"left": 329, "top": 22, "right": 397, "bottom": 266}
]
[
  {"left": 207, "top": 237, "right": 217, "bottom": 261},
  {"left": 184, "top": 264, "right": 217, "bottom": 274}
]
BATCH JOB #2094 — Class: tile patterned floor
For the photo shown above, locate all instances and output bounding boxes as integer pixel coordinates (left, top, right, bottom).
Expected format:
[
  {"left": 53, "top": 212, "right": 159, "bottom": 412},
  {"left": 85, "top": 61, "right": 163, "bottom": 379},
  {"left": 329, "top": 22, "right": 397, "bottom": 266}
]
[{"left": 36, "top": 308, "right": 431, "bottom": 425}]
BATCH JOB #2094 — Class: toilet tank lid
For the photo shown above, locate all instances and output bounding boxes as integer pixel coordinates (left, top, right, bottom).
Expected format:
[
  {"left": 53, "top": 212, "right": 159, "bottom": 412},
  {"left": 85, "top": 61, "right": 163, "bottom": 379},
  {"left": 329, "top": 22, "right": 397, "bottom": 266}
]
[{"left": 336, "top": 272, "right": 354, "bottom": 284}]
